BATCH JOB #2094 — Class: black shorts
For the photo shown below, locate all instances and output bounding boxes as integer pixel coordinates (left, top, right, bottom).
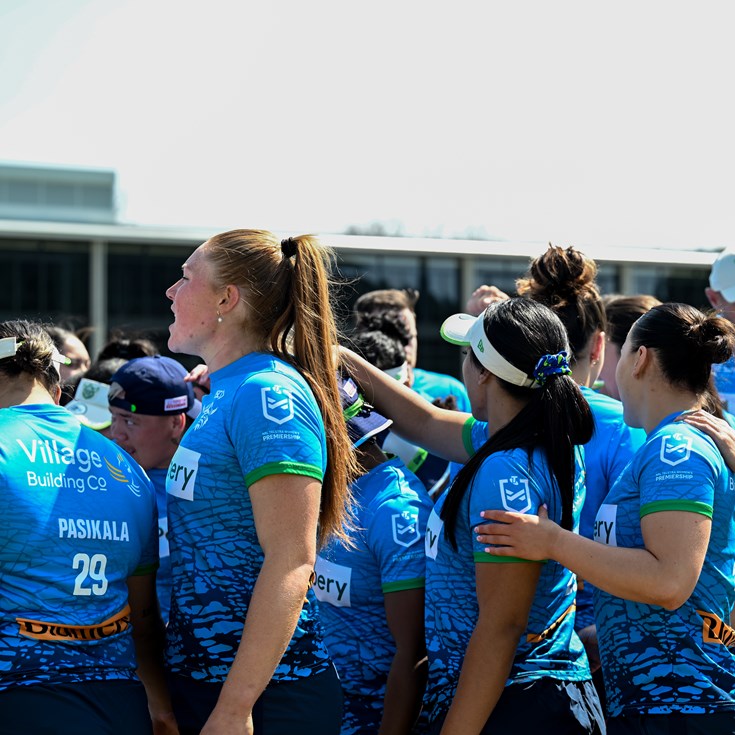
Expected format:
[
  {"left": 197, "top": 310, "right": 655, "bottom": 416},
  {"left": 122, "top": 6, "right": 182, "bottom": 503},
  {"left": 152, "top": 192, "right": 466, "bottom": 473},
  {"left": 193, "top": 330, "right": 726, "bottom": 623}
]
[
  {"left": 0, "top": 679, "right": 153, "bottom": 735},
  {"left": 428, "top": 677, "right": 605, "bottom": 735},
  {"left": 169, "top": 663, "right": 343, "bottom": 735},
  {"left": 608, "top": 711, "right": 735, "bottom": 735}
]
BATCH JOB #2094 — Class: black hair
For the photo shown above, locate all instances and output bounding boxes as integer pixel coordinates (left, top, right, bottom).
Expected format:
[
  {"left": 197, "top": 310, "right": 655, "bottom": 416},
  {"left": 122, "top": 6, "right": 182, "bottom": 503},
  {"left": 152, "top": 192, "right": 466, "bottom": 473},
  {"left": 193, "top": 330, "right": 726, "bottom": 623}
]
[
  {"left": 96, "top": 336, "right": 159, "bottom": 362},
  {"left": 441, "top": 298, "right": 594, "bottom": 548},
  {"left": 348, "top": 329, "right": 406, "bottom": 371},
  {"left": 628, "top": 303, "right": 735, "bottom": 415},
  {"left": 602, "top": 293, "right": 662, "bottom": 349},
  {"left": 85, "top": 357, "right": 128, "bottom": 384}
]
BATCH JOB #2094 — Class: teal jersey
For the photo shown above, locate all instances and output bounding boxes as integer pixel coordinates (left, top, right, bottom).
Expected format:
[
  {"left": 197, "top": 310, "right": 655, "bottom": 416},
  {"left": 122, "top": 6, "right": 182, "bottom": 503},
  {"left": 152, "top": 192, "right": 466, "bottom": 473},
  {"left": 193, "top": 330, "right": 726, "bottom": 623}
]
[
  {"left": 0, "top": 404, "right": 158, "bottom": 690},
  {"left": 165, "top": 352, "right": 331, "bottom": 682},
  {"left": 713, "top": 354, "right": 735, "bottom": 411},
  {"left": 412, "top": 367, "right": 471, "bottom": 413},
  {"left": 314, "top": 457, "right": 433, "bottom": 734},
  {"left": 146, "top": 468, "right": 172, "bottom": 623},
  {"left": 576, "top": 386, "right": 645, "bottom": 629},
  {"left": 424, "top": 418, "right": 590, "bottom": 722},
  {"left": 594, "top": 413, "right": 735, "bottom": 716}
]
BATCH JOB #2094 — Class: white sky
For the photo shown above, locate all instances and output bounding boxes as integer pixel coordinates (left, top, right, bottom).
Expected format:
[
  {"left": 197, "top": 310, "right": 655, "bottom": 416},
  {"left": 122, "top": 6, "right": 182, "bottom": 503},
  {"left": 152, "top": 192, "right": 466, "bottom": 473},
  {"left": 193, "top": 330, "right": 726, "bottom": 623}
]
[{"left": 1, "top": 0, "right": 733, "bottom": 249}]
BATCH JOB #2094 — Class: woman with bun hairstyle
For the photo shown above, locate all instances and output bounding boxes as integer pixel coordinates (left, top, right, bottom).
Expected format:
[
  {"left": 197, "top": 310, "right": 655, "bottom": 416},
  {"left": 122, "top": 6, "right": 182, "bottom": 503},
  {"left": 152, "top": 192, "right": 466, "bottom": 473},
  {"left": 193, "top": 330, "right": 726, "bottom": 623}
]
[
  {"left": 598, "top": 294, "right": 661, "bottom": 402},
  {"left": 0, "top": 321, "right": 173, "bottom": 734},
  {"left": 342, "top": 298, "right": 605, "bottom": 734},
  {"left": 514, "top": 246, "right": 646, "bottom": 684},
  {"left": 477, "top": 303, "right": 735, "bottom": 733},
  {"left": 164, "top": 230, "right": 356, "bottom": 735}
]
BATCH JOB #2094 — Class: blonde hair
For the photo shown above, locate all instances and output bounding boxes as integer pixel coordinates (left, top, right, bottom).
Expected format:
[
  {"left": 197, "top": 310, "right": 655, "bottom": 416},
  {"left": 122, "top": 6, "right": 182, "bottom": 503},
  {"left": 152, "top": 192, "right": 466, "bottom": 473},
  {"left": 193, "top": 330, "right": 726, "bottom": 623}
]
[{"left": 202, "top": 229, "right": 357, "bottom": 546}]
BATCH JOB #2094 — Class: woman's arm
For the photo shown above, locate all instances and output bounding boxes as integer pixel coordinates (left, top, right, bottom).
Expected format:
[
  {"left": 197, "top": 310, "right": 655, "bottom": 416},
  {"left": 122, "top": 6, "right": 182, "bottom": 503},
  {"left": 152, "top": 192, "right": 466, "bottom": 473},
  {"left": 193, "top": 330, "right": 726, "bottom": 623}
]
[
  {"left": 475, "top": 506, "right": 711, "bottom": 610},
  {"left": 379, "top": 588, "right": 427, "bottom": 735},
  {"left": 201, "top": 474, "right": 322, "bottom": 735},
  {"left": 340, "top": 347, "right": 471, "bottom": 463},
  {"left": 126, "top": 574, "right": 179, "bottom": 735},
  {"left": 440, "top": 562, "right": 540, "bottom": 735}
]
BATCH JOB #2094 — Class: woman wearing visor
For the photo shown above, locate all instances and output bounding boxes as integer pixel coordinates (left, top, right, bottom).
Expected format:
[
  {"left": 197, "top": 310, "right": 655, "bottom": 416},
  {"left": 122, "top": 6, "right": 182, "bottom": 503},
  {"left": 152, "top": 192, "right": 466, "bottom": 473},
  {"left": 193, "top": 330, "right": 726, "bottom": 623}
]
[{"left": 341, "top": 298, "right": 604, "bottom": 735}]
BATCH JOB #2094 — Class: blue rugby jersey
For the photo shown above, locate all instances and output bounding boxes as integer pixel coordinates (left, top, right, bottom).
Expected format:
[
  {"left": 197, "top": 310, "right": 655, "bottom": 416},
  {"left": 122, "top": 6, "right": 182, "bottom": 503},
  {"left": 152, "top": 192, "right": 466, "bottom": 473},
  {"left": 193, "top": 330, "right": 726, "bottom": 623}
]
[
  {"left": 425, "top": 418, "right": 590, "bottom": 722},
  {"left": 165, "top": 352, "right": 331, "bottom": 682},
  {"left": 594, "top": 412, "right": 735, "bottom": 716},
  {"left": 411, "top": 368, "right": 471, "bottom": 413},
  {"left": 576, "top": 386, "right": 645, "bottom": 629},
  {"left": 713, "top": 355, "right": 735, "bottom": 412},
  {"left": 0, "top": 404, "right": 158, "bottom": 689},
  {"left": 146, "top": 468, "right": 172, "bottom": 623},
  {"left": 314, "top": 457, "right": 433, "bottom": 734}
]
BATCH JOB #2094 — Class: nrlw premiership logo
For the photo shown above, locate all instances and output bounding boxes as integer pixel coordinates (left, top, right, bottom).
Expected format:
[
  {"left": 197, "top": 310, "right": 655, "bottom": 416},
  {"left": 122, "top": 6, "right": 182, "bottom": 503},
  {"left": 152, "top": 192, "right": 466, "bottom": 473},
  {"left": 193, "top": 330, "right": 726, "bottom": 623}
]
[
  {"left": 392, "top": 510, "right": 420, "bottom": 548},
  {"left": 499, "top": 476, "right": 532, "bottom": 513},
  {"left": 261, "top": 386, "right": 294, "bottom": 425},
  {"left": 660, "top": 433, "right": 692, "bottom": 467}
]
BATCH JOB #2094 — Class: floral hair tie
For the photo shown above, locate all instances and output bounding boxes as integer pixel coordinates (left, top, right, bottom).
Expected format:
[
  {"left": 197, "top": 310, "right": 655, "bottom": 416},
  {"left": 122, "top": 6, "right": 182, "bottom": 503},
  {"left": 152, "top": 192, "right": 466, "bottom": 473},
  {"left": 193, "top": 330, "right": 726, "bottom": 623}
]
[{"left": 532, "top": 351, "right": 572, "bottom": 386}]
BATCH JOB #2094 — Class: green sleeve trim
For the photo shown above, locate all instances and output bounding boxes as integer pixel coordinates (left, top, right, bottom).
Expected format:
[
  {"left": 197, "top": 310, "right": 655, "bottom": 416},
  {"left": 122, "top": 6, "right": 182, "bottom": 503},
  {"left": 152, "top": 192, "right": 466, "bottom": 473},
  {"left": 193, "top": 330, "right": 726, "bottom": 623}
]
[
  {"left": 382, "top": 578, "right": 425, "bottom": 593},
  {"left": 474, "top": 552, "right": 545, "bottom": 564},
  {"left": 462, "top": 416, "right": 477, "bottom": 457},
  {"left": 130, "top": 562, "right": 159, "bottom": 577},
  {"left": 245, "top": 461, "right": 324, "bottom": 487},
  {"left": 640, "top": 499, "right": 713, "bottom": 519}
]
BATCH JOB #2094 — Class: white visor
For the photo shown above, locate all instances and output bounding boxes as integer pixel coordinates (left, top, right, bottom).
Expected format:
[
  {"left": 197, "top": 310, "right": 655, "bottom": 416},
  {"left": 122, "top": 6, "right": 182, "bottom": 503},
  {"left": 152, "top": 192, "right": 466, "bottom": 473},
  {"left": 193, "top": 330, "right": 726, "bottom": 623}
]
[
  {"left": 0, "top": 337, "right": 19, "bottom": 360},
  {"left": 440, "top": 312, "right": 538, "bottom": 389}
]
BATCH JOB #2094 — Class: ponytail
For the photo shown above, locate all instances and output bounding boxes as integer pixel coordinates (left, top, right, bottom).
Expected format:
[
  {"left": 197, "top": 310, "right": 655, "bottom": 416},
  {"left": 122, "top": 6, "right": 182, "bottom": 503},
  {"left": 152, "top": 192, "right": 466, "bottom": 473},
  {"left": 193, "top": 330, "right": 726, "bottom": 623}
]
[
  {"left": 203, "top": 230, "right": 357, "bottom": 547},
  {"left": 440, "top": 299, "right": 593, "bottom": 549}
]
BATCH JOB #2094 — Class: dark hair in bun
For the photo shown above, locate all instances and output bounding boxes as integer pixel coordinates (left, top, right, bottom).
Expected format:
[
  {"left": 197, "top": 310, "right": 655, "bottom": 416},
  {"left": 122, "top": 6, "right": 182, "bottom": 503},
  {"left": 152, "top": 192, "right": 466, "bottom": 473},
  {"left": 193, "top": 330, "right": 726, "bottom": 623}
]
[
  {"left": 516, "top": 244, "right": 606, "bottom": 362},
  {"left": 629, "top": 303, "right": 735, "bottom": 409}
]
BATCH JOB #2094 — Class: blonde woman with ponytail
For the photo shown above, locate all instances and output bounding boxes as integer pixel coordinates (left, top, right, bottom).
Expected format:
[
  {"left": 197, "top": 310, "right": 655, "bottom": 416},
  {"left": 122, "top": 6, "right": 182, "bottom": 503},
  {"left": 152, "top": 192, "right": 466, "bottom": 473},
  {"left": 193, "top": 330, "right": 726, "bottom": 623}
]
[{"left": 164, "top": 230, "right": 356, "bottom": 735}]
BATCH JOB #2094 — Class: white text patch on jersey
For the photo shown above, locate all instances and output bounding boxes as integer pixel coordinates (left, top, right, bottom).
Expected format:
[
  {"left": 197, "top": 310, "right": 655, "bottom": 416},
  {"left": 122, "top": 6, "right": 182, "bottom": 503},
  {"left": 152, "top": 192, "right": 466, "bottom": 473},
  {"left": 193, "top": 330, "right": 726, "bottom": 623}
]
[
  {"left": 425, "top": 508, "right": 444, "bottom": 560},
  {"left": 594, "top": 503, "right": 618, "bottom": 547},
  {"left": 166, "top": 445, "right": 201, "bottom": 502},
  {"left": 313, "top": 556, "right": 352, "bottom": 607}
]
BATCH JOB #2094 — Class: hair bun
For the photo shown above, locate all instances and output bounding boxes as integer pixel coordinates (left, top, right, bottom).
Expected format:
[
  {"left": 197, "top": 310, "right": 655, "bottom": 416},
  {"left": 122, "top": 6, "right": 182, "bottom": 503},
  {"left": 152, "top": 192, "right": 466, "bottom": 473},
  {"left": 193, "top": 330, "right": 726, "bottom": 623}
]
[
  {"left": 691, "top": 315, "right": 735, "bottom": 365},
  {"left": 517, "top": 244, "right": 598, "bottom": 305}
]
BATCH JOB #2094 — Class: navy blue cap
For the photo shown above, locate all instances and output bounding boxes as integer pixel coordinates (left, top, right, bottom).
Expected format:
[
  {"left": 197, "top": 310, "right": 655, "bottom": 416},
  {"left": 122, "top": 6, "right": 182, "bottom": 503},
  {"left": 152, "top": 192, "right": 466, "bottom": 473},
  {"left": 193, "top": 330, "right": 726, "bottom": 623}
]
[
  {"left": 108, "top": 355, "right": 201, "bottom": 418},
  {"left": 338, "top": 373, "right": 392, "bottom": 448}
]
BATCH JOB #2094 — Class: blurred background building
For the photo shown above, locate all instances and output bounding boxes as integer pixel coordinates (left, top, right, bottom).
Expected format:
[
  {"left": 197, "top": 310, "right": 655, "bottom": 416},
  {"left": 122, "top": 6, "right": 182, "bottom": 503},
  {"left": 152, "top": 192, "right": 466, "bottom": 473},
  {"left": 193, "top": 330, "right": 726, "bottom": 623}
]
[{"left": 0, "top": 161, "right": 716, "bottom": 378}]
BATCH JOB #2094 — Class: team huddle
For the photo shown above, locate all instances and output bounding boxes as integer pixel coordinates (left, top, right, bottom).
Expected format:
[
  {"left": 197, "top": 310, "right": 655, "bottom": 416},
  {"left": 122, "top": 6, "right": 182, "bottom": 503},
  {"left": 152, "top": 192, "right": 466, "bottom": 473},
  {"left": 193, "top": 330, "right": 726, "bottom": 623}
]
[{"left": 1, "top": 231, "right": 734, "bottom": 735}]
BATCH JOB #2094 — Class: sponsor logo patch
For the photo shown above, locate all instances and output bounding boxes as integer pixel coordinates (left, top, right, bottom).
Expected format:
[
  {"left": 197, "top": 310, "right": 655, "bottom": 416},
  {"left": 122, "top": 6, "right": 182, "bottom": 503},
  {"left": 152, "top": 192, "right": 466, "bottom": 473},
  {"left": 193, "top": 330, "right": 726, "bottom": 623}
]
[
  {"left": 425, "top": 508, "right": 443, "bottom": 560},
  {"left": 594, "top": 503, "right": 617, "bottom": 546},
  {"left": 17, "top": 605, "right": 130, "bottom": 641},
  {"left": 166, "top": 445, "right": 201, "bottom": 501},
  {"left": 313, "top": 557, "right": 352, "bottom": 607},
  {"left": 164, "top": 395, "right": 188, "bottom": 412}
]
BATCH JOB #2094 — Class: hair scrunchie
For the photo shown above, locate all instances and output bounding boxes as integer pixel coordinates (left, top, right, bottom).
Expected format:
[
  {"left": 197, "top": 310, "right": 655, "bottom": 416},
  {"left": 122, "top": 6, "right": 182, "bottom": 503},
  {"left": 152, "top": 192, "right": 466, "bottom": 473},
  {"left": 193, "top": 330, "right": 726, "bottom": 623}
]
[
  {"left": 281, "top": 238, "right": 298, "bottom": 259},
  {"left": 532, "top": 351, "right": 572, "bottom": 386}
]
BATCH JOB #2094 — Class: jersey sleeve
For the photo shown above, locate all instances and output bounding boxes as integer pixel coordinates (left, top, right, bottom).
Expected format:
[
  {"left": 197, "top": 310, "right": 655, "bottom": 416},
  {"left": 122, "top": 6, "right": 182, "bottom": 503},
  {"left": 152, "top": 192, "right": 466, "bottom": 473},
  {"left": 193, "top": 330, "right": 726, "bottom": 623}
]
[
  {"left": 637, "top": 427, "right": 720, "bottom": 519},
  {"left": 468, "top": 453, "right": 545, "bottom": 564},
  {"left": 227, "top": 372, "right": 326, "bottom": 487},
  {"left": 462, "top": 417, "right": 489, "bottom": 457},
  {"left": 366, "top": 486, "right": 432, "bottom": 594}
]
